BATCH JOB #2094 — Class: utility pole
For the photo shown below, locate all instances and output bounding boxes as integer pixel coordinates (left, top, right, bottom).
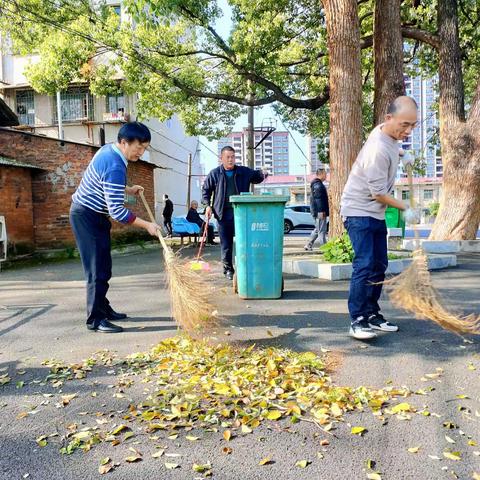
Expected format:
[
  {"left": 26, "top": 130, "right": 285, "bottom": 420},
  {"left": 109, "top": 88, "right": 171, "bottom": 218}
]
[
  {"left": 186, "top": 153, "right": 192, "bottom": 209},
  {"left": 56, "top": 91, "right": 64, "bottom": 140},
  {"left": 302, "top": 163, "right": 308, "bottom": 204},
  {"left": 246, "top": 81, "right": 255, "bottom": 170}
]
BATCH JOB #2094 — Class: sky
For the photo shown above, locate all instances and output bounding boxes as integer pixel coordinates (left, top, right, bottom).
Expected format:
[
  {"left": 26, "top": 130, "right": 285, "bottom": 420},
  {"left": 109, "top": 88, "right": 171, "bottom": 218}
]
[{"left": 199, "top": 1, "right": 310, "bottom": 175}]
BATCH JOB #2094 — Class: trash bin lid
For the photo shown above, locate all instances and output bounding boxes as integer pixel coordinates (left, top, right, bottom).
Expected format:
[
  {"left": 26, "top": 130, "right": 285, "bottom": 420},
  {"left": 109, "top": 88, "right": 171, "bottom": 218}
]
[{"left": 230, "top": 193, "right": 290, "bottom": 204}]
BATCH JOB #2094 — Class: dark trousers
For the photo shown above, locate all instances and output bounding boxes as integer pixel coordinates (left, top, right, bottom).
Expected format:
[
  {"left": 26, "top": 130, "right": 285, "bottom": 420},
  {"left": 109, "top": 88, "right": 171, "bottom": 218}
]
[
  {"left": 70, "top": 203, "right": 113, "bottom": 325},
  {"left": 163, "top": 215, "right": 172, "bottom": 235},
  {"left": 217, "top": 209, "right": 235, "bottom": 272},
  {"left": 344, "top": 216, "right": 388, "bottom": 323}
]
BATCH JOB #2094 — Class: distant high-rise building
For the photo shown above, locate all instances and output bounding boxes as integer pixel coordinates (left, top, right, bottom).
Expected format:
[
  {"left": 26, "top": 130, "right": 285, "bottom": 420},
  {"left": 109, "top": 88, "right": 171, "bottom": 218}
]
[
  {"left": 307, "top": 136, "right": 328, "bottom": 173},
  {"left": 217, "top": 129, "right": 289, "bottom": 175},
  {"left": 400, "top": 75, "right": 441, "bottom": 178}
]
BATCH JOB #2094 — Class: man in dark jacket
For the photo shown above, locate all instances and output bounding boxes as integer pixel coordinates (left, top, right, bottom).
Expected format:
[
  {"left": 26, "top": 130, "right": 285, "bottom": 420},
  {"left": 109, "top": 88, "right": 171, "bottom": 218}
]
[
  {"left": 305, "top": 168, "right": 329, "bottom": 250},
  {"left": 202, "top": 146, "right": 266, "bottom": 279},
  {"left": 187, "top": 200, "right": 216, "bottom": 245},
  {"left": 163, "top": 194, "right": 174, "bottom": 237}
]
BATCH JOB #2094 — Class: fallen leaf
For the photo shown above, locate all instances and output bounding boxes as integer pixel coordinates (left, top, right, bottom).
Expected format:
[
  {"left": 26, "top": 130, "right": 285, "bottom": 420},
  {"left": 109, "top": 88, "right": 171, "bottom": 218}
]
[
  {"left": 408, "top": 447, "right": 420, "bottom": 453},
  {"left": 222, "top": 447, "right": 232, "bottom": 455},
  {"left": 151, "top": 449, "right": 165, "bottom": 459},
  {"left": 367, "top": 474, "right": 382, "bottom": 480},
  {"left": 259, "top": 457, "right": 273, "bottom": 466},
  {"left": 472, "top": 473, "right": 480, "bottom": 480},
  {"left": 223, "top": 430, "right": 232, "bottom": 442},
  {"left": 445, "top": 435, "right": 456, "bottom": 444},
  {"left": 36, "top": 436, "right": 48, "bottom": 448},
  {"left": 186, "top": 435, "right": 199, "bottom": 441},
  {"left": 351, "top": 426, "right": 367, "bottom": 435},
  {"left": 295, "top": 460, "right": 309, "bottom": 468},
  {"left": 428, "top": 455, "right": 441, "bottom": 460},
  {"left": 164, "top": 463, "right": 179, "bottom": 469},
  {"left": 456, "top": 394, "right": 469, "bottom": 399},
  {"left": 443, "top": 451, "right": 461, "bottom": 461},
  {"left": 192, "top": 463, "right": 211, "bottom": 473},
  {"left": 320, "top": 439, "right": 330, "bottom": 446},
  {"left": 61, "top": 394, "right": 77, "bottom": 406},
  {"left": 468, "top": 440, "right": 477, "bottom": 447},
  {"left": 111, "top": 425, "right": 128, "bottom": 435},
  {"left": 366, "top": 459, "right": 376, "bottom": 469},
  {"left": 125, "top": 455, "right": 142, "bottom": 463},
  {"left": 241, "top": 425, "right": 252, "bottom": 434},
  {"left": 266, "top": 410, "right": 282, "bottom": 421},
  {"left": 391, "top": 402, "right": 412, "bottom": 414}
]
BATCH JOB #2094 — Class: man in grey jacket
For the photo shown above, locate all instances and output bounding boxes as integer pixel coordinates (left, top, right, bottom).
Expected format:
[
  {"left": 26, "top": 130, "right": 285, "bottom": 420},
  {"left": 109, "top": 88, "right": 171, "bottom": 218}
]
[{"left": 341, "top": 96, "right": 419, "bottom": 340}]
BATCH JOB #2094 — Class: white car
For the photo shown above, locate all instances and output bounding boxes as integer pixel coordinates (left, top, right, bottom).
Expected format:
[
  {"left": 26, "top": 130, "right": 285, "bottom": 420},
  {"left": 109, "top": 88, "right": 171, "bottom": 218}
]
[{"left": 284, "top": 205, "right": 316, "bottom": 234}]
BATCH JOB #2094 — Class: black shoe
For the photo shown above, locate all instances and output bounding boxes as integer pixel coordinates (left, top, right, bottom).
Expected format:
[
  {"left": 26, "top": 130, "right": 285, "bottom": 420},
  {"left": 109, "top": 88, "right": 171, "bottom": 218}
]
[
  {"left": 88, "top": 319, "right": 123, "bottom": 333},
  {"left": 107, "top": 310, "right": 127, "bottom": 320}
]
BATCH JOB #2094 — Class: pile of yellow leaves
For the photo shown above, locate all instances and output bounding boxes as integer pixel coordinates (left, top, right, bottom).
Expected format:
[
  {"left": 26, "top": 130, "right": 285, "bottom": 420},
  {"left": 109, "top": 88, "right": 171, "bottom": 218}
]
[{"left": 121, "top": 336, "right": 406, "bottom": 432}]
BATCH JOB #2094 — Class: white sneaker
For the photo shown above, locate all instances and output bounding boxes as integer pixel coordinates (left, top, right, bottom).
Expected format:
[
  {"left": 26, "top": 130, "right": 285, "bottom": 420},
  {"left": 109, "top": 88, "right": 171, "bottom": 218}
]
[
  {"left": 304, "top": 245, "right": 313, "bottom": 251},
  {"left": 349, "top": 317, "right": 377, "bottom": 340},
  {"left": 368, "top": 314, "right": 399, "bottom": 332}
]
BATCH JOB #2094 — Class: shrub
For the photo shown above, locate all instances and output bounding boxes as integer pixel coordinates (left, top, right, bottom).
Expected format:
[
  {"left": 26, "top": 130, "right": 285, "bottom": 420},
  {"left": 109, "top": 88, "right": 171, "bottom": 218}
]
[{"left": 320, "top": 233, "right": 354, "bottom": 263}]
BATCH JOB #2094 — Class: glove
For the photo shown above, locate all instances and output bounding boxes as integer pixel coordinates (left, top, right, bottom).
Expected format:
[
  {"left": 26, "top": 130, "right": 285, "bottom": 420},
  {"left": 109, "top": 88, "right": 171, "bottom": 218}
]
[
  {"left": 403, "top": 207, "right": 421, "bottom": 225},
  {"left": 399, "top": 148, "right": 414, "bottom": 169}
]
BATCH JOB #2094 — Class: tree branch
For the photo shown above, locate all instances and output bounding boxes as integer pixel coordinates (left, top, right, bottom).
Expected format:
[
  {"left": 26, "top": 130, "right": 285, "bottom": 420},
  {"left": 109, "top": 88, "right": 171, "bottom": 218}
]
[{"left": 401, "top": 26, "right": 440, "bottom": 50}]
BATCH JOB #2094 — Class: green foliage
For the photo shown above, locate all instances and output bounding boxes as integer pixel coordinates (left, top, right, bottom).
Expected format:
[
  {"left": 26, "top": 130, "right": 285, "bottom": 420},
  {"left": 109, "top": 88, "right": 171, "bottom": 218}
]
[
  {"left": 320, "top": 233, "right": 354, "bottom": 264},
  {"left": 0, "top": 0, "right": 478, "bottom": 139},
  {"left": 428, "top": 202, "right": 440, "bottom": 217}
]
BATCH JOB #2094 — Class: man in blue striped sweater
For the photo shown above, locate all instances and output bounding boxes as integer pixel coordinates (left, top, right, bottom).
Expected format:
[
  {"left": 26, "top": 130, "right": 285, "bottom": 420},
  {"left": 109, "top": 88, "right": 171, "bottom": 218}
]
[{"left": 70, "top": 122, "right": 159, "bottom": 333}]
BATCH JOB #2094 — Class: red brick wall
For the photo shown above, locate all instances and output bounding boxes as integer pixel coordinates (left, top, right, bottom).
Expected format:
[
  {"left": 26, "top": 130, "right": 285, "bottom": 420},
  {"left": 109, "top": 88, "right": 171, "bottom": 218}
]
[
  {"left": 0, "top": 129, "right": 156, "bottom": 248},
  {"left": 0, "top": 166, "right": 34, "bottom": 246}
]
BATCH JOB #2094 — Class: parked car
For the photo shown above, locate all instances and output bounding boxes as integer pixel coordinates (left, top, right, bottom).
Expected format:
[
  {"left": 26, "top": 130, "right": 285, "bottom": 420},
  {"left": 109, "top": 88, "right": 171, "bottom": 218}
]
[{"left": 284, "top": 205, "right": 316, "bottom": 234}]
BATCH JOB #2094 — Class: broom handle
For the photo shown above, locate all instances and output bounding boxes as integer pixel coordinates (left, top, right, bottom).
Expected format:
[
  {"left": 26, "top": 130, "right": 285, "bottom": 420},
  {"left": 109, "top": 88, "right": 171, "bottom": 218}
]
[
  {"left": 407, "top": 165, "right": 421, "bottom": 247},
  {"left": 196, "top": 218, "right": 209, "bottom": 262},
  {"left": 139, "top": 191, "right": 170, "bottom": 253}
]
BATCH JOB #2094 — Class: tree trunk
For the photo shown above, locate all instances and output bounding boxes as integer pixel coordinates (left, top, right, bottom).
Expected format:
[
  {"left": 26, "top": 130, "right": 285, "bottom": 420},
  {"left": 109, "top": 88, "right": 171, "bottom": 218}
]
[
  {"left": 429, "top": 0, "right": 480, "bottom": 240},
  {"left": 373, "top": 0, "right": 405, "bottom": 125},
  {"left": 323, "top": 0, "right": 363, "bottom": 238}
]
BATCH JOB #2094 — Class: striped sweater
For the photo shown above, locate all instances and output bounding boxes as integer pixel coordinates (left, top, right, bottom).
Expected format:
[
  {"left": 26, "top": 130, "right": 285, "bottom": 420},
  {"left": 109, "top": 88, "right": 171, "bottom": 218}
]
[{"left": 72, "top": 144, "right": 136, "bottom": 224}]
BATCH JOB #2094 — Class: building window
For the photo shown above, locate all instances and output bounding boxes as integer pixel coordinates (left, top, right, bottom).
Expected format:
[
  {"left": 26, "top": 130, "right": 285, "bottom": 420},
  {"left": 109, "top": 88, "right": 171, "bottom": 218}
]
[
  {"left": 53, "top": 87, "right": 94, "bottom": 123},
  {"left": 105, "top": 93, "right": 126, "bottom": 120},
  {"left": 402, "top": 190, "right": 410, "bottom": 200},
  {"left": 424, "top": 189, "right": 434, "bottom": 200},
  {"left": 16, "top": 90, "right": 35, "bottom": 125}
]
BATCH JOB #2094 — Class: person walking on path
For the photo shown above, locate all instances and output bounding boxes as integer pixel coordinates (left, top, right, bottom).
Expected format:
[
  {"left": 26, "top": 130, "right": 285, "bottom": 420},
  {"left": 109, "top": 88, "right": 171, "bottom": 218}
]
[
  {"left": 305, "top": 168, "right": 329, "bottom": 251},
  {"left": 202, "top": 146, "right": 266, "bottom": 280},
  {"left": 70, "top": 122, "right": 159, "bottom": 334},
  {"left": 340, "top": 96, "right": 420, "bottom": 340},
  {"left": 162, "top": 194, "right": 174, "bottom": 237},
  {"left": 187, "top": 200, "right": 216, "bottom": 245}
]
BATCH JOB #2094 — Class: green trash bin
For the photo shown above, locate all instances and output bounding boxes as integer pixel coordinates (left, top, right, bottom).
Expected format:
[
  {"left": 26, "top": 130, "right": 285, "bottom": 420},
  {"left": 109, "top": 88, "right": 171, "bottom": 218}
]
[
  {"left": 230, "top": 193, "right": 289, "bottom": 299},
  {"left": 385, "top": 206, "right": 406, "bottom": 236}
]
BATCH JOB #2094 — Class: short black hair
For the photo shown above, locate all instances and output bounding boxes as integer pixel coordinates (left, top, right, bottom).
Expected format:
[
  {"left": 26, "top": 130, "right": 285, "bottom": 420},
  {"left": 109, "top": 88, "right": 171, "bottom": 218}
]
[
  {"left": 221, "top": 146, "right": 235, "bottom": 155},
  {"left": 316, "top": 168, "right": 326, "bottom": 175},
  {"left": 118, "top": 121, "right": 151, "bottom": 143},
  {"left": 164, "top": 194, "right": 169, "bottom": 199},
  {"left": 387, "top": 96, "right": 418, "bottom": 115}
]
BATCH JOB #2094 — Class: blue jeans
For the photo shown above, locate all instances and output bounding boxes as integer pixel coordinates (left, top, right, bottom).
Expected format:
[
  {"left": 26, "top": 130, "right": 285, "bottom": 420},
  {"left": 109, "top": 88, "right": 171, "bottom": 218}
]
[{"left": 344, "top": 216, "right": 388, "bottom": 324}]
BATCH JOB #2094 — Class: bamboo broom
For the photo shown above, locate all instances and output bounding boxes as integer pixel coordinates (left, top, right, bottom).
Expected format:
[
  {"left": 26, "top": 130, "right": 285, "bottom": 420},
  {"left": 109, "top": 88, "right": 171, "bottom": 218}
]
[
  {"left": 384, "top": 166, "right": 480, "bottom": 335},
  {"left": 139, "top": 191, "right": 219, "bottom": 333}
]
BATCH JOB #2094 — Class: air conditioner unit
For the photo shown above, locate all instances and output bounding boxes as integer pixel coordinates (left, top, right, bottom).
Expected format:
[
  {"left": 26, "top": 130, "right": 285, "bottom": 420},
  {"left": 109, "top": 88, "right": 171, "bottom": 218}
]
[{"left": 0, "top": 216, "right": 7, "bottom": 264}]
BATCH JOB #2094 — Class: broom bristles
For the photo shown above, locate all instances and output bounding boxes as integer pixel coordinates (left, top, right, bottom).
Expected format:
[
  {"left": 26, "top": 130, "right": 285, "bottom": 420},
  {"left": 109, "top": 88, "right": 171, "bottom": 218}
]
[
  {"left": 385, "top": 249, "right": 480, "bottom": 335},
  {"left": 163, "top": 248, "right": 219, "bottom": 334}
]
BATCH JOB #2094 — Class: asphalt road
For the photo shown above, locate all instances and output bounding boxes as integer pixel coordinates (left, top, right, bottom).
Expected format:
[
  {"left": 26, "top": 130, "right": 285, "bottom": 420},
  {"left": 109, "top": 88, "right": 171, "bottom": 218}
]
[{"left": 0, "top": 247, "right": 479, "bottom": 480}]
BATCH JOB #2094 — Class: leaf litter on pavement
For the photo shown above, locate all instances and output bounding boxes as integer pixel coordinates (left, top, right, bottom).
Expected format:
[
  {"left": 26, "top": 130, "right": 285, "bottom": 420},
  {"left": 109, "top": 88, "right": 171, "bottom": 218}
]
[{"left": 6, "top": 335, "right": 479, "bottom": 476}]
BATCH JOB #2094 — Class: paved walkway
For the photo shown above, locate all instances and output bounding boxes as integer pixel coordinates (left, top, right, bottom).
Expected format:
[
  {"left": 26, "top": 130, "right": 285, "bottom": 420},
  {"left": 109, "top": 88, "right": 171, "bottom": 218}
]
[{"left": 0, "top": 247, "right": 479, "bottom": 479}]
